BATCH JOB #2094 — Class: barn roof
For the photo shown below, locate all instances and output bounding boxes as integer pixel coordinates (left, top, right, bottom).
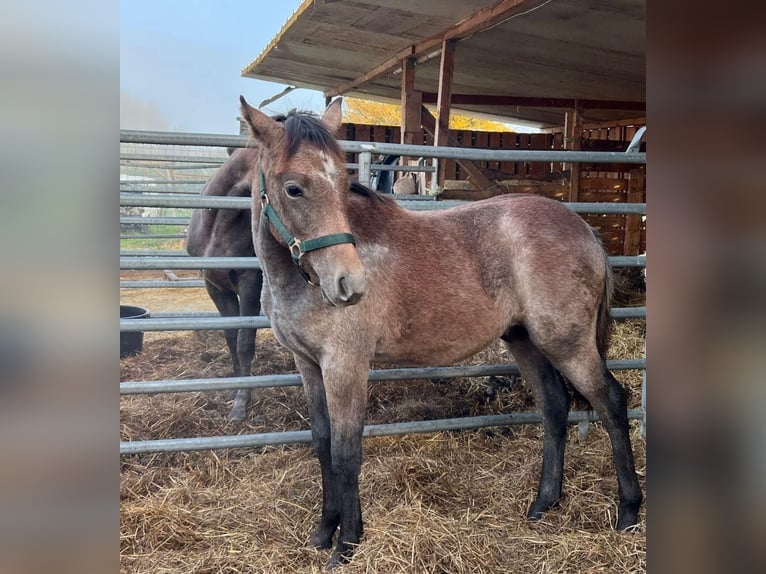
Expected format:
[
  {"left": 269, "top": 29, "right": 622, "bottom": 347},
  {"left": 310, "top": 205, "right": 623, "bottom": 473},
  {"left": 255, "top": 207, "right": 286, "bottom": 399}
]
[{"left": 241, "top": 0, "right": 645, "bottom": 128}]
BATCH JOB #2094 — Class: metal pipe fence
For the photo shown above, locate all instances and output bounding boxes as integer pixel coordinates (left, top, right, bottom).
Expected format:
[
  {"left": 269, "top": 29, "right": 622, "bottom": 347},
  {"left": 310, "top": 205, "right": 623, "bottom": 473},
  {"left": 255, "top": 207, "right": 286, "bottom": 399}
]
[
  {"left": 120, "top": 130, "right": 647, "bottom": 455},
  {"left": 120, "top": 307, "right": 645, "bottom": 333},
  {"left": 121, "top": 409, "right": 645, "bottom": 455}
]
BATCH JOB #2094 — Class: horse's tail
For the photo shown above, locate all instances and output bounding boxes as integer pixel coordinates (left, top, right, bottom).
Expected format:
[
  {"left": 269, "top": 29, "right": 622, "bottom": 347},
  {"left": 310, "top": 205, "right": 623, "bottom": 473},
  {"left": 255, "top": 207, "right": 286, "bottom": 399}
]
[{"left": 596, "top": 248, "right": 615, "bottom": 360}]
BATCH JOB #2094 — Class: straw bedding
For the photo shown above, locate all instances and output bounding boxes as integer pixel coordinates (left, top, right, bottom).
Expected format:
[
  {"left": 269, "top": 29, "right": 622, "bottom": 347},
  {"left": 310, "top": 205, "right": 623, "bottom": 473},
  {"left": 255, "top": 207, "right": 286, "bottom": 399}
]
[{"left": 120, "top": 277, "right": 646, "bottom": 573}]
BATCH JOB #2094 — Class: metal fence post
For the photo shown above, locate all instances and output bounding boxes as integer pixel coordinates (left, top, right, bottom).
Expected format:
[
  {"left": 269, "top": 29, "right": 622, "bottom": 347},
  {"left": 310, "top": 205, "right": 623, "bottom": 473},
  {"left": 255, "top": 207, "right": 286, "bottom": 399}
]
[{"left": 358, "top": 151, "right": 372, "bottom": 187}]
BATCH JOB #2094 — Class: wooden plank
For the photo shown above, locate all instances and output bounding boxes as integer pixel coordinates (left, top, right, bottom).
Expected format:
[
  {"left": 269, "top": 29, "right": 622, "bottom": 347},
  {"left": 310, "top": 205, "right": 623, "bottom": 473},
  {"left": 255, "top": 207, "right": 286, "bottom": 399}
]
[
  {"left": 623, "top": 168, "right": 645, "bottom": 255},
  {"left": 474, "top": 131, "right": 489, "bottom": 168},
  {"left": 372, "top": 126, "right": 387, "bottom": 143},
  {"left": 488, "top": 132, "right": 502, "bottom": 170},
  {"left": 579, "top": 177, "right": 629, "bottom": 191},
  {"left": 578, "top": 191, "right": 626, "bottom": 203},
  {"left": 528, "top": 133, "right": 548, "bottom": 176},
  {"left": 515, "top": 134, "right": 530, "bottom": 175},
  {"left": 356, "top": 124, "right": 371, "bottom": 143}
]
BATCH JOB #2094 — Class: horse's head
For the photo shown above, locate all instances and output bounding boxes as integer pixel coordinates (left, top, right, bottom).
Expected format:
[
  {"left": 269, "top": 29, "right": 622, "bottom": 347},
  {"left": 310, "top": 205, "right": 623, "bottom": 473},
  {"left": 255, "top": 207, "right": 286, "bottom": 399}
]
[{"left": 240, "top": 96, "right": 367, "bottom": 307}]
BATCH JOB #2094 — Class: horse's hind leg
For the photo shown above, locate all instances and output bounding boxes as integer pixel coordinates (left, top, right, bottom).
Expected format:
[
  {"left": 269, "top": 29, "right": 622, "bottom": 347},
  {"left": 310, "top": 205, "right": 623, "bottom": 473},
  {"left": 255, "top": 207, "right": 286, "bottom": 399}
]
[
  {"left": 204, "top": 279, "right": 249, "bottom": 421},
  {"left": 503, "top": 328, "right": 571, "bottom": 520},
  {"left": 552, "top": 349, "right": 643, "bottom": 529},
  {"left": 229, "top": 270, "right": 263, "bottom": 421}
]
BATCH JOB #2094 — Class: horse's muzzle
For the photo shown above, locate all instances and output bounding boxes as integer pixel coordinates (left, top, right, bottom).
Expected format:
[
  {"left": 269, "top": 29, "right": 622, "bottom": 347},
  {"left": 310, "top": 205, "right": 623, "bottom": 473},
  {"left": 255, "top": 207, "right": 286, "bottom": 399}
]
[{"left": 327, "top": 268, "right": 366, "bottom": 307}]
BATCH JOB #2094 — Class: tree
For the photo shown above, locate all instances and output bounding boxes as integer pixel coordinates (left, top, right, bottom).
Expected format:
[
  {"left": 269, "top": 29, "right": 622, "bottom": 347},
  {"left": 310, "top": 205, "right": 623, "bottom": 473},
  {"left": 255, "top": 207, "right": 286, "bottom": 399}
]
[
  {"left": 343, "top": 97, "right": 511, "bottom": 132},
  {"left": 343, "top": 98, "right": 400, "bottom": 125}
]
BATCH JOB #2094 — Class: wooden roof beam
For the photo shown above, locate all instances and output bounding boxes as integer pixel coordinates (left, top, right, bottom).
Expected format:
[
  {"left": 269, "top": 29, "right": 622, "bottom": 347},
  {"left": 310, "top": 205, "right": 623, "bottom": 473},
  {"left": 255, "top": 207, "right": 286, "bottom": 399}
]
[
  {"left": 421, "top": 93, "right": 646, "bottom": 110},
  {"left": 539, "top": 116, "right": 647, "bottom": 133},
  {"left": 324, "top": 0, "right": 540, "bottom": 98}
]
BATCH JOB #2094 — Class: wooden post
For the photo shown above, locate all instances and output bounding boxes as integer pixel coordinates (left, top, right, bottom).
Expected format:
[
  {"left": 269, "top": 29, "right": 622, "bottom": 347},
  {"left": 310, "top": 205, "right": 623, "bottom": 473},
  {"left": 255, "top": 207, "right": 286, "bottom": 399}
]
[
  {"left": 623, "top": 168, "right": 645, "bottom": 255},
  {"left": 434, "top": 39, "right": 456, "bottom": 189},
  {"left": 566, "top": 103, "right": 582, "bottom": 202},
  {"left": 400, "top": 56, "right": 422, "bottom": 191},
  {"left": 435, "top": 39, "right": 456, "bottom": 149}
]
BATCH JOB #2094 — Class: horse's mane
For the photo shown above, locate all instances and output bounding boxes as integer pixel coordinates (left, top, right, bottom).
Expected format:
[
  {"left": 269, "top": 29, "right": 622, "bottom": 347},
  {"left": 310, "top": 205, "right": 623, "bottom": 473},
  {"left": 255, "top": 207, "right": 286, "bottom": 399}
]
[
  {"left": 349, "top": 181, "right": 396, "bottom": 205},
  {"left": 284, "top": 109, "right": 342, "bottom": 158}
]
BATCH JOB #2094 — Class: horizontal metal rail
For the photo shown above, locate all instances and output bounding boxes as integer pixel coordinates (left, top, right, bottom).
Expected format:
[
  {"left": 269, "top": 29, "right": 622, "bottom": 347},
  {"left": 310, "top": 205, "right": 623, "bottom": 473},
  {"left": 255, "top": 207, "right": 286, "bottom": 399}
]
[
  {"left": 121, "top": 162, "right": 221, "bottom": 170},
  {"left": 120, "top": 234, "right": 187, "bottom": 240},
  {"left": 120, "top": 280, "right": 205, "bottom": 288},
  {"left": 365, "top": 163, "right": 436, "bottom": 173},
  {"left": 121, "top": 315, "right": 269, "bottom": 331},
  {"left": 121, "top": 152, "right": 228, "bottom": 164},
  {"left": 120, "top": 250, "right": 188, "bottom": 257},
  {"left": 120, "top": 216, "right": 189, "bottom": 226},
  {"left": 120, "top": 130, "right": 646, "bottom": 164},
  {"left": 120, "top": 359, "right": 645, "bottom": 396},
  {"left": 147, "top": 308, "right": 643, "bottom": 320},
  {"left": 120, "top": 408, "right": 645, "bottom": 455},
  {"left": 393, "top": 201, "right": 646, "bottom": 213},
  {"left": 119, "top": 249, "right": 645, "bottom": 262},
  {"left": 120, "top": 306, "right": 645, "bottom": 332},
  {"left": 120, "top": 179, "right": 210, "bottom": 185},
  {"left": 120, "top": 254, "right": 644, "bottom": 272},
  {"left": 120, "top": 256, "right": 260, "bottom": 270},
  {"left": 120, "top": 192, "right": 646, "bottom": 215},
  {"left": 121, "top": 187, "right": 200, "bottom": 194}
]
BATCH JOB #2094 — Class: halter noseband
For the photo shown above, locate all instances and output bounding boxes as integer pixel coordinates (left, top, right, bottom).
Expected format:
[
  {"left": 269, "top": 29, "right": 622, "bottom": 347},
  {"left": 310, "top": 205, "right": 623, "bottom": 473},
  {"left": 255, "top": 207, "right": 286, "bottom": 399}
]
[{"left": 258, "top": 169, "right": 356, "bottom": 284}]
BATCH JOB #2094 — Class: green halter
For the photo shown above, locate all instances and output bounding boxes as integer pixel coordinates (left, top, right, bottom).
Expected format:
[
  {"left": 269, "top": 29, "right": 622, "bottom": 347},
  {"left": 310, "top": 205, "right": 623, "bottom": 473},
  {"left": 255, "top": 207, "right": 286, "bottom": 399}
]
[{"left": 258, "top": 169, "right": 356, "bottom": 283}]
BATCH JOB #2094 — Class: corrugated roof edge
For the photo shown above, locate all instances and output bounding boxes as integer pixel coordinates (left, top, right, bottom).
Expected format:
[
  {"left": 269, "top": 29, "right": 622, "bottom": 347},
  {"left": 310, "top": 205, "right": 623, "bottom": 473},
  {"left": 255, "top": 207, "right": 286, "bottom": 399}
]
[{"left": 240, "top": 0, "right": 314, "bottom": 77}]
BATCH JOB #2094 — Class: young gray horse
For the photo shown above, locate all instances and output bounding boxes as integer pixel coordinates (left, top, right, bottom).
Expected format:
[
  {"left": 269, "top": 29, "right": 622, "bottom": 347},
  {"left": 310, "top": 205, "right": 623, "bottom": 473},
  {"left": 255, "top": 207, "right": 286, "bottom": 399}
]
[
  {"left": 186, "top": 147, "right": 263, "bottom": 421},
  {"left": 239, "top": 96, "right": 642, "bottom": 569}
]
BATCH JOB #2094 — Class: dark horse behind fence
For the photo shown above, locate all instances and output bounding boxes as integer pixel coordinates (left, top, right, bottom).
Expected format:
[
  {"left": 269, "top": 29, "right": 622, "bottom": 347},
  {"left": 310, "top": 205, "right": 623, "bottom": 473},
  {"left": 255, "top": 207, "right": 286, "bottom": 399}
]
[
  {"left": 236, "top": 96, "right": 643, "bottom": 569},
  {"left": 185, "top": 146, "right": 264, "bottom": 421}
]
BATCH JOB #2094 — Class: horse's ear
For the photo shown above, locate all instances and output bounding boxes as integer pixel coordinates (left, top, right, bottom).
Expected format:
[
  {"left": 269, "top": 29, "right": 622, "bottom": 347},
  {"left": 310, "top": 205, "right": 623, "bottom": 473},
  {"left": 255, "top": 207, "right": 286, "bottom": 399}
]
[
  {"left": 239, "top": 95, "right": 281, "bottom": 145},
  {"left": 321, "top": 97, "right": 343, "bottom": 134}
]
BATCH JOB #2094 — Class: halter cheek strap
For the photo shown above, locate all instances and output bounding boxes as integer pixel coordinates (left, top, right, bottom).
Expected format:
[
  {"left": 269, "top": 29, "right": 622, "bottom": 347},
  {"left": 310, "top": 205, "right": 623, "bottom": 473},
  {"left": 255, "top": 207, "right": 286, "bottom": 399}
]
[{"left": 258, "top": 169, "right": 356, "bottom": 283}]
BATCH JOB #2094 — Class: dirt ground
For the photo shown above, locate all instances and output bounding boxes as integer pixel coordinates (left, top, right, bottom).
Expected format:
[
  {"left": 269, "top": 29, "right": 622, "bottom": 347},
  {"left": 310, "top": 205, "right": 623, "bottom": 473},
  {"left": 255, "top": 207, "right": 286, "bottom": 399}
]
[{"left": 120, "top": 272, "right": 646, "bottom": 573}]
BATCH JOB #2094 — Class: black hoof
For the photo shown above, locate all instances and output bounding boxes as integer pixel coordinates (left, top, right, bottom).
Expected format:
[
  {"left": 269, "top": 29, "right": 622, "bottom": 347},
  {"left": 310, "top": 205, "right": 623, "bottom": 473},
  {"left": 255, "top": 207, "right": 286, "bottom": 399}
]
[
  {"left": 616, "top": 504, "right": 641, "bottom": 531},
  {"left": 325, "top": 542, "right": 355, "bottom": 570},
  {"left": 527, "top": 497, "right": 560, "bottom": 521},
  {"left": 228, "top": 405, "right": 247, "bottom": 422},
  {"left": 308, "top": 528, "right": 336, "bottom": 550}
]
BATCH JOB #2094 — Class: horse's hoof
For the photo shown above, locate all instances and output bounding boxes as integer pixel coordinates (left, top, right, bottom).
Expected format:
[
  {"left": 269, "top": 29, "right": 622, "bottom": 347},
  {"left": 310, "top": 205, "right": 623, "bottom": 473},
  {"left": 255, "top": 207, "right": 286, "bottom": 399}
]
[
  {"left": 527, "top": 497, "right": 559, "bottom": 521},
  {"left": 228, "top": 405, "right": 247, "bottom": 422},
  {"left": 325, "top": 550, "right": 351, "bottom": 570},
  {"left": 308, "top": 534, "right": 332, "bottom": 550},
  {"left": 616, "top": 506, "right": 640, "bottom": 531},
  {"left": 324, "top": 540, "right": 356, "bottom": 570},
  {"left": 308, "top": 529, "right": 335, "bottom": 550}
]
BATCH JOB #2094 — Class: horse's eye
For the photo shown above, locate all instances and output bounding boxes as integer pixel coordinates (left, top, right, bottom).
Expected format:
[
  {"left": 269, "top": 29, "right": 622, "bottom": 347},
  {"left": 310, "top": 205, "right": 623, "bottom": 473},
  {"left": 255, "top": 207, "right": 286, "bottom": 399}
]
[{"left": 284, "top": 184, "right": 304, "bottom": 198}]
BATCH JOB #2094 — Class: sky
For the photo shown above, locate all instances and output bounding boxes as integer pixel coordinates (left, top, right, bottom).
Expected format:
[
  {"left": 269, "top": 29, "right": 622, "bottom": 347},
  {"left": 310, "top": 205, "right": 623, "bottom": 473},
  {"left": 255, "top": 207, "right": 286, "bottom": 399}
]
[{"left": 120, "top": 0, "right": 326, "bottom": 134}]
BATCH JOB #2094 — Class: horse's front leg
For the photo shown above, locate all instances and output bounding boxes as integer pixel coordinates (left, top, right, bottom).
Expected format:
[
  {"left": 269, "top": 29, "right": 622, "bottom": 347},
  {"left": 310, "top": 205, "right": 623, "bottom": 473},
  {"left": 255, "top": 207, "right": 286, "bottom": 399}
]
[
  {"left": 294, "top": 356, "right": 340, "bottom": 549},
  {"left": 321, "top": 356, "right": 369, "bottom": 569}
]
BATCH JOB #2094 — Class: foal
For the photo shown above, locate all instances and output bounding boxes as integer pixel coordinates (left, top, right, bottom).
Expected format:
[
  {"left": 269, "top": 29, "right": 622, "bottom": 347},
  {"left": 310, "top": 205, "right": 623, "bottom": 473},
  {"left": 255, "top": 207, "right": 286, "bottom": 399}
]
[{"left": 239, "top": 96, "right": 643, "bottom": 568}]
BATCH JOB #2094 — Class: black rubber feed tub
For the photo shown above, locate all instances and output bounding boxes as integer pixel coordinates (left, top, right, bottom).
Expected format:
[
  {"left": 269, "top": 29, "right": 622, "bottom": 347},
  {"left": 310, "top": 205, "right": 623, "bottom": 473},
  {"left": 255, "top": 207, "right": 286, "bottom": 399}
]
[{"left": 120, "top": 305, "right": 150, "bottom": 358}]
